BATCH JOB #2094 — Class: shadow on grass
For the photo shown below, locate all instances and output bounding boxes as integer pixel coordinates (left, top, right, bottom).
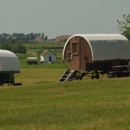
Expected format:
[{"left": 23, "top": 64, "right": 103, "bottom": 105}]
[{"left": 35, "top": 81, "right": 54, "bottom": 84}]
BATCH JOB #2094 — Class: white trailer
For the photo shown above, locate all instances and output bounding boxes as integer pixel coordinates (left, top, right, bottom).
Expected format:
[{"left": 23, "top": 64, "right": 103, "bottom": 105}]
[{"left": 0, "top": 49, "right": 21, "bottom": 85}]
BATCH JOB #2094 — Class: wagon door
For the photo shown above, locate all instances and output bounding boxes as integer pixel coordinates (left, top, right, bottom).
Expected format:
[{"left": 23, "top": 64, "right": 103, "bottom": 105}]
[
  {"left": 68, "top": 37, "right": 80, "bottom": 70},
  {"left": 78, "top": 37, "right": 92, "bottom": 71},
  {"left": 70, "top": 37, "right": 91, "bottom": 71},
  {"left": 70, "top": 42, "right": 80, "bottom": 70}
]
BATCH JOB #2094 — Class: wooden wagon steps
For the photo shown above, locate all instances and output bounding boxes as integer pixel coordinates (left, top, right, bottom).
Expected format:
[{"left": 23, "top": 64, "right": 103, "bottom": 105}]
[{"left": 59, "top": 70, "right": 78, "bottom": 82}]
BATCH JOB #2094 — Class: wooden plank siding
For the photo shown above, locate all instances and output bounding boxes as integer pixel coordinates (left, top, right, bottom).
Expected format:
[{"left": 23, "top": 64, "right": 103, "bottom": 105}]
[{"left": 63, "top": 36, "right": 92, "bottom": 71}]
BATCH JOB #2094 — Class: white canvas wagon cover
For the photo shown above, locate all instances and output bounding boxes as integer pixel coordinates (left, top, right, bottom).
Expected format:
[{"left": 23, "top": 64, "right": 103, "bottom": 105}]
[
  {"left": 0, "top": 49, "right": 20, "bottom": 72},
  {"left": 63, "top": 34, "right": 130, "bottom": 61}
]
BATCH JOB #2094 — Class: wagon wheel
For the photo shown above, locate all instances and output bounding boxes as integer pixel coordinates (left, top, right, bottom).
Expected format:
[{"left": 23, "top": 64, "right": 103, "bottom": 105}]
[
  {"left": 107, "top": 73, "right": 110, "bottom": 78},
  {"left": 91, "top": 71, "right": 99, "bottom": 79},
  {"left": 76, "top": 71, "right": 82, "bottom": 80}
]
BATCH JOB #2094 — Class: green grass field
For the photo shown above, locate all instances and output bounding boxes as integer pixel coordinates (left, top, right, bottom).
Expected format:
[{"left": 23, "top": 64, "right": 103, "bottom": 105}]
[
  {"left": 0, "top": 43, "right": 130, "bottom": 130},
  {"left": 20, "top": 42, "right": 64, "bottom": 63}
]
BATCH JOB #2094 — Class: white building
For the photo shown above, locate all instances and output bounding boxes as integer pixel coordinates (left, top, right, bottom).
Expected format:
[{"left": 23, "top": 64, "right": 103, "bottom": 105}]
[{"left": 40, "top": 50, "right": 56, "bottom": 63}]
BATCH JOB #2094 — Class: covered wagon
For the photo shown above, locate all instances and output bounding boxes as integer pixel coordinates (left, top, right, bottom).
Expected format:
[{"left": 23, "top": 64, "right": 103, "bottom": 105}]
[
  {"left": 59, "top": 34, "right": 130, "bottom": 82},
  {"left": 0, "top": 49, "right": 21, "bottom": 85},
  {"left": 26, "top": 57, "right": 38, "bottom": 65}
]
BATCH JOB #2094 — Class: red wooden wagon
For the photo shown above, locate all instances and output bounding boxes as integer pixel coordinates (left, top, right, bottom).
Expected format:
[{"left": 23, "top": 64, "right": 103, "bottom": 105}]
[{"left": 59, "top": 34, "right": 130, "bottom": 82}]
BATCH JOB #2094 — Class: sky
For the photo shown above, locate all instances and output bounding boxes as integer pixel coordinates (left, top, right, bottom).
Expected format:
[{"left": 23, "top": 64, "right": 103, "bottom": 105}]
[{"left": 0, "top": 0, "right": 129, "bottom": 39}]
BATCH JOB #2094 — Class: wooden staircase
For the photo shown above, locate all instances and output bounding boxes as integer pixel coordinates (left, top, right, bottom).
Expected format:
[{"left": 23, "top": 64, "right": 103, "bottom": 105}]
[{"left": 59, "top": 70, "right": 78, "bottom": 82}]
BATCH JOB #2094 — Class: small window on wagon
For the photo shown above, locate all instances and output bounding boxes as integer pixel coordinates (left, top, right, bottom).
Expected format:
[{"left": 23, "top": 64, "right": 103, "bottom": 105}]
[{"left": 72, "top": 43, "right": 78, "bottom": 54}]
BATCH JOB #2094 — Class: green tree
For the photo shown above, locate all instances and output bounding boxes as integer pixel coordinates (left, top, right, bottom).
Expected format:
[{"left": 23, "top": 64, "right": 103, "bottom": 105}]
[
  {"left": 117, "top": 14, "right": 130, "bottom": 41},
  {"left": 37, "top": 49, "right": 43, "bottom": 58},
  {"left": 0, "top": 39, "right": 27, "bottom": 53},
  {"left": 44, "top": 35, "right": 48, "bottom": 40},
  {"left": 11, "top": 43, "right": 26, "bottom": 53},
  {"left": 0, "top": 41, "right": 12, "bottom": 50},
  {"left": 41, "top": 33, "right": 44, "bottom": 39}
]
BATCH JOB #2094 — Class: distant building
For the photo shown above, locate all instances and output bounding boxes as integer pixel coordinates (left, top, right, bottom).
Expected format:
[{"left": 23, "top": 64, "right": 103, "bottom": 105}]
[
  {"left": 40, "top": 50, "right": 56, "bottom": 63},
  {"left": 34, "top": 36, "right": 44, "bottom": 43},
  {"left": 53, "top": 35, "right": 71, "bottom": 43}
]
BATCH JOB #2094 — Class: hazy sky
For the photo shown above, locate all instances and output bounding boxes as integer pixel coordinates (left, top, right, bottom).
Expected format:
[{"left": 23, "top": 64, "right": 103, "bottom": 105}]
[{"left": 0, "top": 0, "right": 129, "bottom": 38}]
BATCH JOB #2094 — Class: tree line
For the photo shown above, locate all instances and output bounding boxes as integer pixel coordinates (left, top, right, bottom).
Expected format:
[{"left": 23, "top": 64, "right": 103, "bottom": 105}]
[{"left": 0, "top": 33, "right": 48, "bottom": 42}]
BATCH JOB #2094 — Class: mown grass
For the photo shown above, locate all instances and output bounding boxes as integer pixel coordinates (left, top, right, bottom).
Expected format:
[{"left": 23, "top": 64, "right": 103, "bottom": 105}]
[
  {"left": 0, "top": 65, "right": 130, "bottom": 129},
  {"left": 0, "top": 43, "right": 130, "bottom": 129},
  {"left": 19, "top": 42, "right": 64, "bottom": 63}
]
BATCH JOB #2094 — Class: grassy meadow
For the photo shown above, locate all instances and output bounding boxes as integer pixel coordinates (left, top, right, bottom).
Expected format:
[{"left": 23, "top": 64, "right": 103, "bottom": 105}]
[{"left": 0, "top": 43, "right": 130, "bottom": 130}]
